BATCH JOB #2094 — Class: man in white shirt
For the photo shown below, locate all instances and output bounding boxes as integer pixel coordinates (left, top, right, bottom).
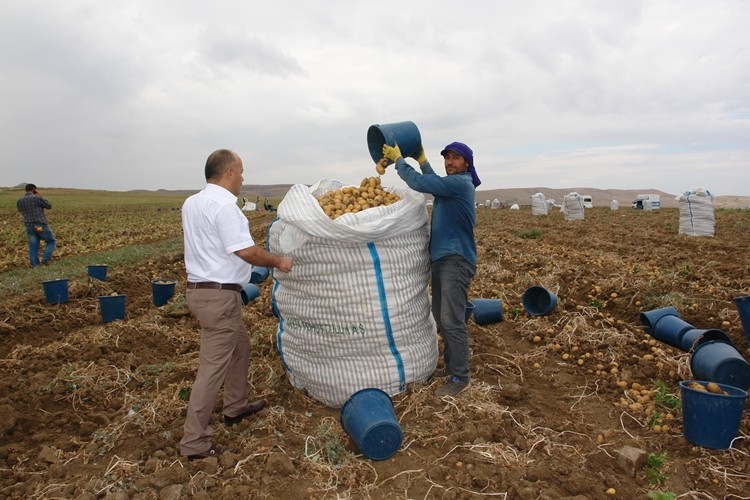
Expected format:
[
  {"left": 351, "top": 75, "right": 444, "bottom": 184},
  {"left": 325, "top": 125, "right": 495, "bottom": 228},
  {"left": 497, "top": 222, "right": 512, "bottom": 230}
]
[{"left": 180, "top": 149, "right": 293, "bottom": 461}]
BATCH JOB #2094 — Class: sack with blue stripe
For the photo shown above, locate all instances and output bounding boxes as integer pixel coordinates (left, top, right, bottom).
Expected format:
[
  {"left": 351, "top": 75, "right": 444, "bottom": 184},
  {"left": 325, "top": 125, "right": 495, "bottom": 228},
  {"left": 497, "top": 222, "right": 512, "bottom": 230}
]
[{"left": 268, "top": 179, "right": 437, "bottom": 407}]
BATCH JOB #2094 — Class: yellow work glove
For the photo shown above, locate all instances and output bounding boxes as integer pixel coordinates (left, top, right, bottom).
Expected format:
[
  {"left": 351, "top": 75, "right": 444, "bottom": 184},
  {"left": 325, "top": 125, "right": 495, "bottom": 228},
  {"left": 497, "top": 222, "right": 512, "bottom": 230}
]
[
  {"left": 413, "top": 147, "right": 427, "bottom": 165},
  {"left": 382, "top": 143, "right": 403, "bottom": 164}
]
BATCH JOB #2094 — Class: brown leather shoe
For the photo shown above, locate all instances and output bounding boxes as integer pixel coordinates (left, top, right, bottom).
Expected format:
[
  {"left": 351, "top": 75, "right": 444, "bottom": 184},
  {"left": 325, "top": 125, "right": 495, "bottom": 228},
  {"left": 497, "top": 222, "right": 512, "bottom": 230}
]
[
  {"left": 223, "top": 399, "right": 267, "bottom": 426},
  {"left": 186, "top": 444, "right": 237, "bottom": 461}
]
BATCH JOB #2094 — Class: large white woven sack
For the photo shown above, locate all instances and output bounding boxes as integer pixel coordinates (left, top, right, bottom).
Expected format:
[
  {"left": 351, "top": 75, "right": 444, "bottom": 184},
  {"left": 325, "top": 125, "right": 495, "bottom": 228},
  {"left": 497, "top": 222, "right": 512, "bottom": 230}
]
[
  {"left": 678, "top": 188, "right": 715, "bottom": 237},
  {"left": 268, "top": 180, "right": 438, "bottom": 407},
  {"left": 562, "top": 192, "right": 585, "bottom": 220},
  {"left": 531, "top": 193, "right": 548, "bottom": 216}
]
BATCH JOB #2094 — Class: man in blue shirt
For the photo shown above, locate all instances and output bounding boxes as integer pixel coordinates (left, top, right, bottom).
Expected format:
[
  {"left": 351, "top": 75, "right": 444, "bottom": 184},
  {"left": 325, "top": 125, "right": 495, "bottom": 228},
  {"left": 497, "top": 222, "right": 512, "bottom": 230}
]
[{"left": 382, "top": 141, "right": 480, "bottom": 397}]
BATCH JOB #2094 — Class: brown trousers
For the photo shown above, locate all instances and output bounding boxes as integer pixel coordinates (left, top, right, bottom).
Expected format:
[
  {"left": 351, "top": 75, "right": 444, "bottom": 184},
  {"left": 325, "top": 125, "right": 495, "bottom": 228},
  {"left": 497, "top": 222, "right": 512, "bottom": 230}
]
[{"left": 180, "top": 288, "right": 250, "bottom": 455}]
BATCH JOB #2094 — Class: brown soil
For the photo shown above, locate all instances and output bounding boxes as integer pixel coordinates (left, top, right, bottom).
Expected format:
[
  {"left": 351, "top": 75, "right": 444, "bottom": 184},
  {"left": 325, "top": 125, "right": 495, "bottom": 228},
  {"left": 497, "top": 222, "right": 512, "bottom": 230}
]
[{"left": 1, "top": 207, "right": 749, "bottom": 499}]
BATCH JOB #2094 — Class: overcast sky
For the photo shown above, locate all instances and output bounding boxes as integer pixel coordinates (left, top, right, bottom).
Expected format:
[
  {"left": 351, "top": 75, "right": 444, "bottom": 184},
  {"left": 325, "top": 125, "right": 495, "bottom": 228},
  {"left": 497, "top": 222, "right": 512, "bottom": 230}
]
[{"left": 1, "top": 1, "right": 749, "bottom": 195}]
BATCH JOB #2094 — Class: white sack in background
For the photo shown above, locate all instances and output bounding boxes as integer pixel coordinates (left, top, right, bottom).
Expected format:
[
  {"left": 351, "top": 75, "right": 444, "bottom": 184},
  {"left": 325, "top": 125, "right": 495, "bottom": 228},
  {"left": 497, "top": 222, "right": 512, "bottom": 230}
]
[
  {"left": 268, "top": 180, "right": 438, "bottom": 407},
  {"left": 678, "top": 188, "right": 715, "bottom": 237},
  {"left": 531, "top": 193, "right": 548, "bottom": 216},
  {"left": 562, "top": 192, "right": 585, "bottom": 220}
]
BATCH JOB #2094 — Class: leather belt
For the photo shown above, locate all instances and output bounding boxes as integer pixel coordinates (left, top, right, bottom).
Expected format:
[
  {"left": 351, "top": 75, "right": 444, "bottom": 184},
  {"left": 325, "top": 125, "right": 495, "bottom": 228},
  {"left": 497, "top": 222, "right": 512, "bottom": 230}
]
[{"left": 187, "top": 282, "right": 243, "bottom": 293}]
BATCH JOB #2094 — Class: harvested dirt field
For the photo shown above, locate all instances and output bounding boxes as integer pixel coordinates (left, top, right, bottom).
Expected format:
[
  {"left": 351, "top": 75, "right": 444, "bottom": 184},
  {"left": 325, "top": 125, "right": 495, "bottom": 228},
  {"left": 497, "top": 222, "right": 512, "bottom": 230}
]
[{"left": 1, "top": 206, "right": 749, "bottom": 499}]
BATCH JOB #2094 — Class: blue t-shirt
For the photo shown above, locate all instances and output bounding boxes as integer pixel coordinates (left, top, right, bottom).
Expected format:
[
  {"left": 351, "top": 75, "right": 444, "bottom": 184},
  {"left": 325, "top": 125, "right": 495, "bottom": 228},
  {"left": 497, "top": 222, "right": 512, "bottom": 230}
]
[{"left": 395, "top": 158, "right": 476, "bottom": 266}]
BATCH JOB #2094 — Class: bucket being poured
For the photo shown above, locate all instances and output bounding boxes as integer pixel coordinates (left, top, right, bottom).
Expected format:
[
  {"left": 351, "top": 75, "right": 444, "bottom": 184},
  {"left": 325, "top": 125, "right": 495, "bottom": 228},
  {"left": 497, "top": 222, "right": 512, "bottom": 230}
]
[
  {"left": 367, "top": 121, "right": 422, "bottom": 165},
  {"left": 87, "top": 265, "right": 108, "bottom": 281},
  {"left": 99, "top": 294, "right": 126, "bottom": 323},
  {"left": 679, "top": 380, "right": 748, "bottom": 449},
  {"left": 690, "top": 340, "right": 750, "bottom": 390},
  {"left": 340, "top": 388, "right": 403, "bottom": 460},
  {"left": 151, "top": 280, "right": 176, "bottom": 307},
  {"left": 521, "top": 286, "right": 557, "bottom": 316},
  {"left": 472, "top": 298, "right": 503, "bottom": 325}
]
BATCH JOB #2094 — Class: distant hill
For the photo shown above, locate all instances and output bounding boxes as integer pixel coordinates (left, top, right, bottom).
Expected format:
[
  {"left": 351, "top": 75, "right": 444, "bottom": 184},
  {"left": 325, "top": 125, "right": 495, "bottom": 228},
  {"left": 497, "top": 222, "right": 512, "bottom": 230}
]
[{"left": 239, "top": 185, "right": 750, "bottom": 209}]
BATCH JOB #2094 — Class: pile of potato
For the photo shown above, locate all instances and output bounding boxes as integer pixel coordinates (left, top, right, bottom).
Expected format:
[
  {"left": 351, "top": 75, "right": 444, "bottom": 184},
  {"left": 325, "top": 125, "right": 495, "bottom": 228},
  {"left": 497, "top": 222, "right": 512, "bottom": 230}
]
[
  {"left": 316, "top": 176, "right": 401, "bottom": 220},
  {"left": 687, "top": 381, "right": 728, "bottom": 395}
]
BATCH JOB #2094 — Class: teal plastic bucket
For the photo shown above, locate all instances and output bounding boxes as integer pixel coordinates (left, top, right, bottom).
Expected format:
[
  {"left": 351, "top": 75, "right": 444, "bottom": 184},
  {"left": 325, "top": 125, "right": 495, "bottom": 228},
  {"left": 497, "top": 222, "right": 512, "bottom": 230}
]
[
  {"left": 680, "top": 328, "right": 732, "bottom": 352},
  {"left": 465, "top": 301, "right": 475, "bottom": 323},
  {"left": 472, "top": 298, "right": 503, "bottom": 325},
  {"left": 99, "top": 295, "right": 126, "bottom": 323},
  {"left": 651, "top": 314, "right": 694, "bottom": 349},
  {"left": 639, "top": 306, "right": 680, "bottom": 335},
  {"left": 367, "top": 121, "right": 422, "bottom": 165},
  {"left": 340, "top": 388, "right": 403, "bottom": 460},
  {"left": 734, "top": 295, "right": 750, "bottom": 347},
  {"left": 87, "top": 265, "right": 108, "bottom": 281},
  {"left": 151, "top": 280, "right": 176, "bottom": 307},
  {"left": 250, "top": 266, "right": 269, "bottom": 284},
  {"left": 42, "top": 279, "right": 69, "bottom": 304},
  {"left": 690, "top": 340, "right": 750, "bottom": 390},
  {"left": 241, "top": 283, "right": 260, "bottom": 305},
  {"left": 679, "top": 380, "right": 748, "bottom": 449},
  {"left": 521, "top": 286, "right": 557, "bottom": 316}
]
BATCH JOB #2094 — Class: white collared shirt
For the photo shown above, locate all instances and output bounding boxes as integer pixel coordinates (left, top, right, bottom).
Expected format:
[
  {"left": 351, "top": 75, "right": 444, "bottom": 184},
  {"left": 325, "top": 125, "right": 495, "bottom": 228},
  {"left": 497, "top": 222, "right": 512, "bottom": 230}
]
[{"left": 182, "top": 183, "right": 254, "bottom": 284}]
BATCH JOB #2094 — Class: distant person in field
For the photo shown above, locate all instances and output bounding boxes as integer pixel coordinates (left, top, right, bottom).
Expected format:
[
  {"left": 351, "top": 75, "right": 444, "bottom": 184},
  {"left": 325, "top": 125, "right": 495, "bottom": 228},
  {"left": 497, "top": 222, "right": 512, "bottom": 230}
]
[
  {"left": 382, "top": 141, "right": 479, "bottom": 398},
  {"left": 180, "top": 149, "right": 293, "bottom": 461},
  {"left": 16, "top": 183, "right": 57, "bottom": 267}
]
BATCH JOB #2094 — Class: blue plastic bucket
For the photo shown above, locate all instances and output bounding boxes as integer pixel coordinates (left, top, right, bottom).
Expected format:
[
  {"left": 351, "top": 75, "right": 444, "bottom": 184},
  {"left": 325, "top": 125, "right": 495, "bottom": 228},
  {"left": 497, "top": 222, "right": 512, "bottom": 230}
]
[
  {"left": 340, "top": 388, "right": 403, "bottom": 460},
  {"left": 465, "top": 301, "right": 475, "bottom": 323},
  {"left": 151, "top": 280, "right": 176, "bottom": 307},
  {"left": 651, "top": 314, "right": 694, "bottom": 348},
  {"left": 250, "top": 266, "right": 269, "bottom": 284},
  {"left": 42, "top": 279, "right": 69, "bottom": 304},
  {"left": 367, "top": 121, "right": 422, "bottom": 165},
  {"left": 87, "top": 265, "right": 108, "bottom": 281},
  {"left": 639, "top": 306, "right": 680, "bottom": 334},
  {"left": 472, "top": 298, "right": 503, "bottom": 325},
  {"left": 690, "top": 341, "right": 750, "bottom": 390},
  {"left": 241, "top": 283, "right": 260, "bottom": 305},
  {"left": 680, "top": 328, "right": 732, "bottom": 352},
  {"left": 99, "top": 295, "right": 126, "bottom": 323},
  {"left": 734, "top": 295, "right": 750, "bottom": 347},
  {"left": 679, "top": 380, "right": 748, "bottom": 449},
  {"left": 521, "top": 286, "right": 558, "bottom": 316}
]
